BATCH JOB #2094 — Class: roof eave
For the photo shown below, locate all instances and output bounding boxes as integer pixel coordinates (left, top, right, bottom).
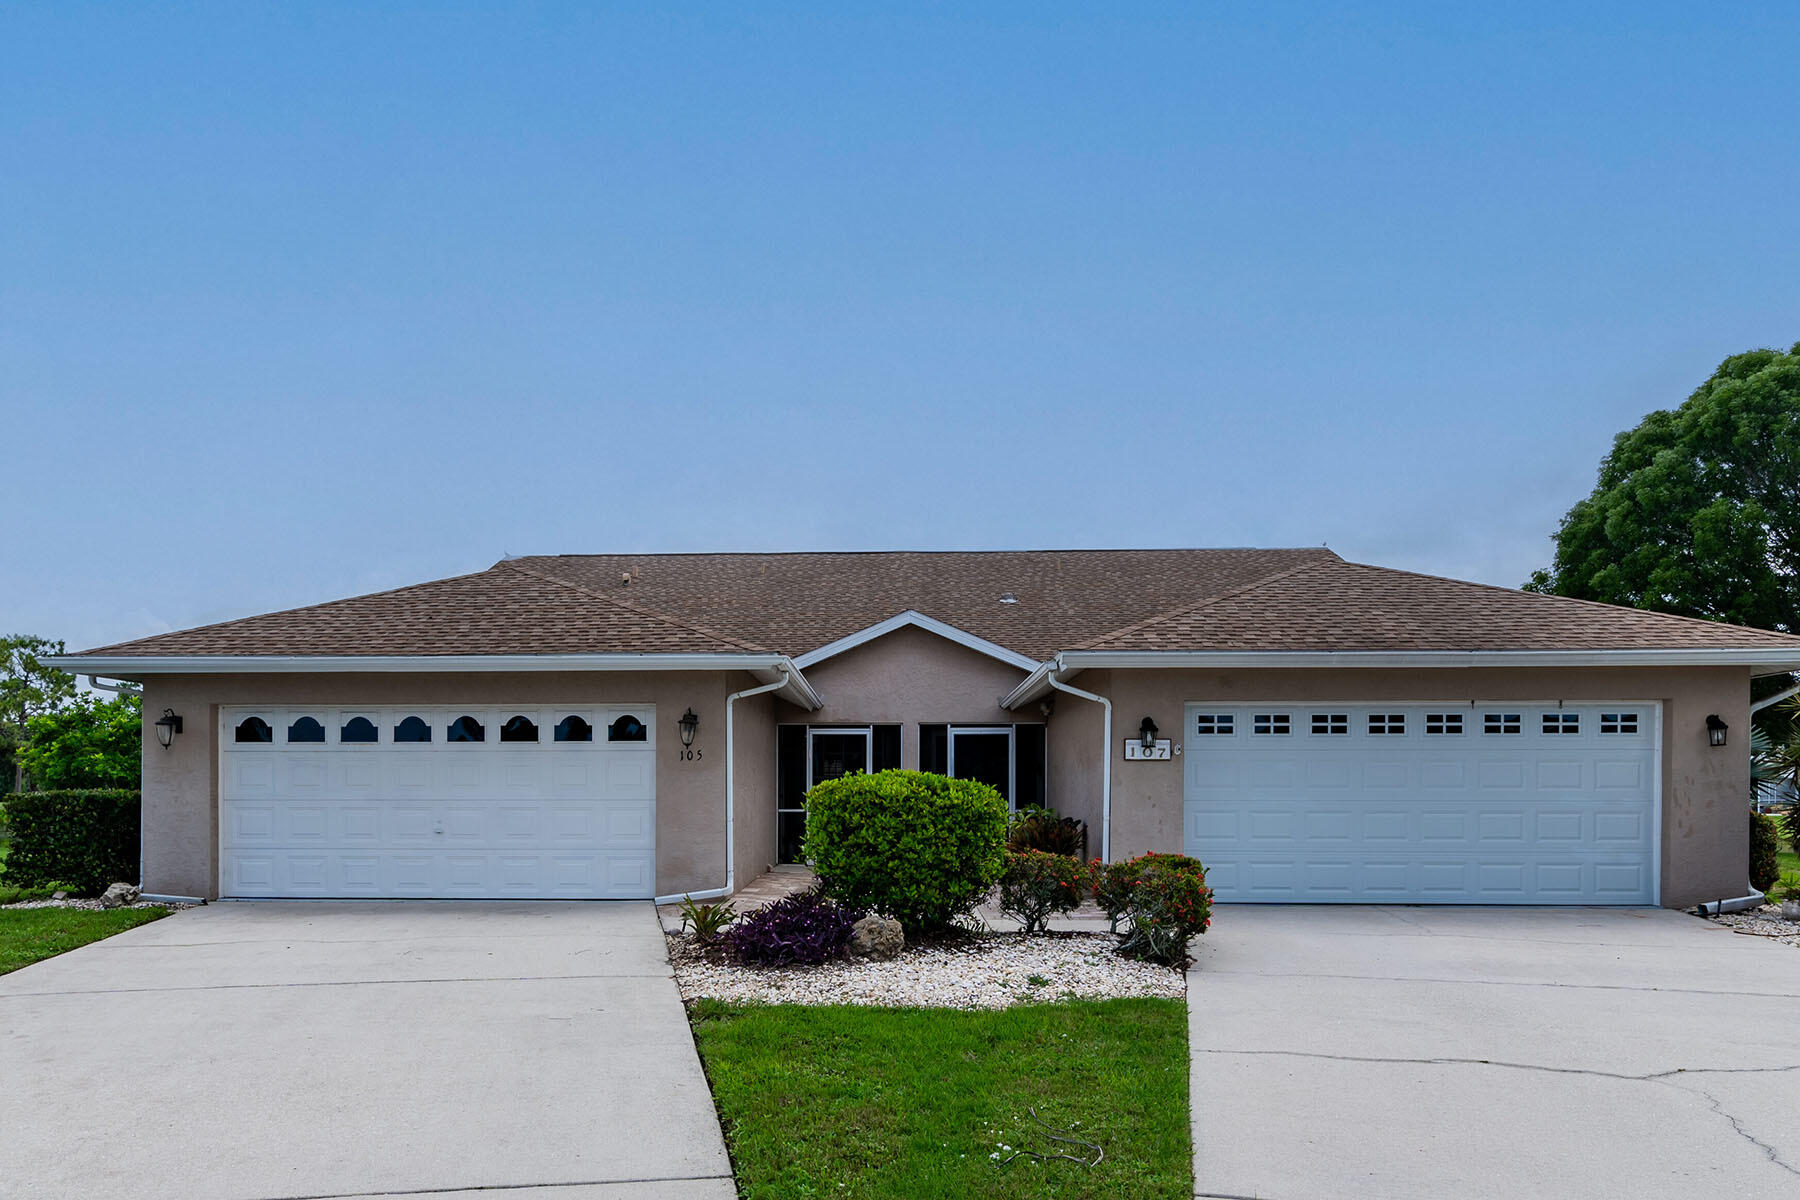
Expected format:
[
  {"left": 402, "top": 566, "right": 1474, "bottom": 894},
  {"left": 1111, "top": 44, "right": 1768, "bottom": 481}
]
[
  {"left": 45, "top": 652, "right": 824, "bottom": 711},
  {"left": 792, "top": 610, "right": 1040, "bottom": 672},
  {"left": 1000, "top": 648, "right": 1800, "bottom": 709}
]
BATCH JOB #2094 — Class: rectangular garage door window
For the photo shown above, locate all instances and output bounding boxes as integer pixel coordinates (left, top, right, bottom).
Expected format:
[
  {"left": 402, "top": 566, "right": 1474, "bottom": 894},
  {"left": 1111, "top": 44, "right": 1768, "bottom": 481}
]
[
  {"left": 1425, "top": 713, "right": 1464, "bottom": 735},
  {"left": 1368, "top": 714, "right": 1406, "bottom": 735},
  {"left": 1194, "top": 714, "right": 1234, "bottom": 735},
  {"left": 1601, "top": 713, "right": 1639, "bottom": 734},
  {"left": 1253, "top": 714, "right": 1290, "bottom": 735},
  {"left": 1543, "top": 713, "right": 1580, "bottom": 734},
  {"left": 1484, "top": 713, "right": 1521, "bottom": 734},
  {"left": 1311, "top": 713, "right": 1348, "bottom": 735}
]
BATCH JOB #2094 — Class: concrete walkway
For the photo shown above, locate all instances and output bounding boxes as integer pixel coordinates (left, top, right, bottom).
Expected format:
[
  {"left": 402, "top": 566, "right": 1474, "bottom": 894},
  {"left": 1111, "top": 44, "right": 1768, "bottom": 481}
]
[
  {"left": 1188, "top": 905, "right": 1800, "bottom": 1199},
  {"left": 0, "top": 902, "right": 734, "bottom": 1200}
]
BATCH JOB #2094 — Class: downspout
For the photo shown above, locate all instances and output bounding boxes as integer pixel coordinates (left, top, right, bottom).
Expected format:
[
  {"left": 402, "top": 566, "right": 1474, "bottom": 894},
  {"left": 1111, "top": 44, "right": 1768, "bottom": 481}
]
[
  {"left": 653, "top": 670, "right": 790, "bottom": 905},
  {"left": 1044, "top": 658, "right": 1113, "bottom": 862},
  {"left": 87, "top": 675, "right": 141, "bottom": 696},
  {"left": 1707, "top": 683, "right": 1800, "bottom": 915}
]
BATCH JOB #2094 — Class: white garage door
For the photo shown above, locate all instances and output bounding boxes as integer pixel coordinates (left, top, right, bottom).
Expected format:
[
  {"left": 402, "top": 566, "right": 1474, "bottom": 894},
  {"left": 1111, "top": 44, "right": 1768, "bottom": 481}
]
[
  {"left": 220, "top": 705, "right": 655, "bottom": 899},
  {"left": 1183, "top": 702, "right": 1659, "bottom": 904}
]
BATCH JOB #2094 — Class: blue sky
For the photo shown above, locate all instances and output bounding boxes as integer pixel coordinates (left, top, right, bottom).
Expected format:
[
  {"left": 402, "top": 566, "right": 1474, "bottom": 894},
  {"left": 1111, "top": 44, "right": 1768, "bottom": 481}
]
[{"left": 4, "top": 2, "right": 1797, "bottom": 653}]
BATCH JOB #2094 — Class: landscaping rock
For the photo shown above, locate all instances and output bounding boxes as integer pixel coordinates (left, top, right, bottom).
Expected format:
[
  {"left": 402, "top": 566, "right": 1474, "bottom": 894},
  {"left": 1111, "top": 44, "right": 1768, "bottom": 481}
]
[
  {"left": 97, "top": 882, "right": 141, "bottom": 909},
  {"left": 849, "top": 915, "right": 904, "bottom": 961},
  {"left": 52, "top": 891, "right": 68, "bottom": 900}
]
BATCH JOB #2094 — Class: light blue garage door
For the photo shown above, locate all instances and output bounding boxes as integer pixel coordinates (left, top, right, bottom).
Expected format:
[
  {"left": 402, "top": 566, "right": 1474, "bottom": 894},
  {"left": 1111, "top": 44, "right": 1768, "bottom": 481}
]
[{"left": 1183, "top": 702, "right": 1658, "bottom": 904}]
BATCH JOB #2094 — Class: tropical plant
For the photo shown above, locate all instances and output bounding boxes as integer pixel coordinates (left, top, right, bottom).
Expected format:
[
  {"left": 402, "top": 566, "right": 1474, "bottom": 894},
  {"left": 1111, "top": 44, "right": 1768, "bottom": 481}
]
[
  {"left": 803, "top": 769, "right": 1009, "bottom": 929},
  {"left": 724, "top": 886, "right": 864, "bottom": 966},
  {"left": 678, "top": 895, "right": 736, "bottom": 944},
  {"left": 1006, "top": 806, "right": 1088, "bottom": 858},
  {"left": 1750, "top": 810, "right": 1782, "bottom": 894},
  {"left": 1774, "top": 871, "right": 1800, "bottom": 907},
  {"left": 996, "top": 849, "right": 1091, "bottom": 934}
]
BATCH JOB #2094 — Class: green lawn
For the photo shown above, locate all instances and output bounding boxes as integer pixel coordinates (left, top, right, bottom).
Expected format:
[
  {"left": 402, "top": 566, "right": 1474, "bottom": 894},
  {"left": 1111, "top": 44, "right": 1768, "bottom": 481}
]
[
  {"left": 0, "top": 906, "right": 168, "bottom": 975},
  {"left": 1781, "top": 847, "right": 1799, "bottom": 880},
  {"left": 688, "top": 998, "right": 1192, "bottom": 1200}
]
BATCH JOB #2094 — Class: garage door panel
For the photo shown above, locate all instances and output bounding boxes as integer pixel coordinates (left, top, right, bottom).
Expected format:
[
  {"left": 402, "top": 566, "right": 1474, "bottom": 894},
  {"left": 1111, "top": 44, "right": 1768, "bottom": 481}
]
[
  {"left": 221, "top": 704, "right": 657, "bottom": 899},
  {"left": 1185, "top": 703, "right": 1656, "bottom": 904}
]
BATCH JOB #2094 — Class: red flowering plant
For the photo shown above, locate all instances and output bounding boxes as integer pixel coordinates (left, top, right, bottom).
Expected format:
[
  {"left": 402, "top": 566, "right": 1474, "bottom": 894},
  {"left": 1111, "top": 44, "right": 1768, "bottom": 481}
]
[
  {"left": 996, "top": 849, "right": 1093, "bottom": 935},
  {"left": 1091, "top": 852, "right": 1206, "bottom": 935},
  {"left": 1110, "top": 853, "right": 1212, "bottom": 969}
]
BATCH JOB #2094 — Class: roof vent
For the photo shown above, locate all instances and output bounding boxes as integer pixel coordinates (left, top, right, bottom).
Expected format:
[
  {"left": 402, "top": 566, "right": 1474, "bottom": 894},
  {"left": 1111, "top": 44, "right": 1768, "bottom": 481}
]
[{"left": 999, "top": 592, "right": 1018, "bottom": 605}]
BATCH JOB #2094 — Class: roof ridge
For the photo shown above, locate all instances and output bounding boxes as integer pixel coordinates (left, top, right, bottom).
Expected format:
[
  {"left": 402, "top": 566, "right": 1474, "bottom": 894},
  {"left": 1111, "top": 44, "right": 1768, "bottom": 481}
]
[
  {"left": 516, "top": 546, "right": 1338, "bottom": 560},
  {"left": 497, "top": 559, "right": 771, "bottom": 653},
  {"left": 1334, "top": 559, "right": 1800, "bottom": 644},
  {"left": 1071, "top": 553, "right": 1341, "bottom": 650}
]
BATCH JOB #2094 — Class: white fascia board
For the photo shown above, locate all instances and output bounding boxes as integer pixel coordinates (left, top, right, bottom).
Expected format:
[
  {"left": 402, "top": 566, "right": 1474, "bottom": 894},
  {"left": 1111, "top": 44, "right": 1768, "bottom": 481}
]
[
  {"left": 1000, "top": 647, "right": 1800, "bottom": 709},
  {"left": 792, "top": 610, "right": 1041, "bottom": 672},
  {"left": 45, "top": 652, "right": 825, "bottom": 710}
]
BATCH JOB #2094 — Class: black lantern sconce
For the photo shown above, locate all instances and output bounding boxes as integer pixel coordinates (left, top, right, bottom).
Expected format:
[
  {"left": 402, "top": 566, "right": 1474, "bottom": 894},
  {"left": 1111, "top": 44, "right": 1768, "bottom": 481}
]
[
  {"left": 1705, "top": 714, "right": 1728, "bottom": 748},
  {"left": 678, "top": 708, "right": 700, "bottom": 748},
  {"left": 154, "top": 708, "right": 183, "bottom": 749},
  {"left": 1138, "top": 716, "right": 1160, "bottom": 752}
]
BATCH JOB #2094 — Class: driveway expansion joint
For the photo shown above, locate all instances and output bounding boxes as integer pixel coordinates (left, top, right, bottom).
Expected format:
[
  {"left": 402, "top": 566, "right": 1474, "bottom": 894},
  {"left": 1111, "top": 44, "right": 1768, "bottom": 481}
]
[{"left": 1195, "top": 1050, "right": 1800, "bottom": 1178}]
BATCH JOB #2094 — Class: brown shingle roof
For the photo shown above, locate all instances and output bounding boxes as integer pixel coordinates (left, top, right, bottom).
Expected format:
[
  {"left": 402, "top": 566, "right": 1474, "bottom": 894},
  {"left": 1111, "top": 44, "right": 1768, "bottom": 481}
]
[
  {"left": 73, "top": 548, "right": 1800, "bottom": 661},
  {"left": 82, "top": 563, "right": 765, "bottom": 657},
  {"left": 1077, "top": 557, "right": 1800, "bottom": 652},
  {"left": 511, "top": 549, "right": 1336, "bottom": 661}
]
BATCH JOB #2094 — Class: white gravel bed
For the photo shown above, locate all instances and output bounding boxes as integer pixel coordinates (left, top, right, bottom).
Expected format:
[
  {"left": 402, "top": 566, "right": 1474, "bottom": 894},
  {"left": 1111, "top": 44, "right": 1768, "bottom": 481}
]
[
  {"left": 4, "top": 898, "right": 192, "bottom": 912},
  {"left": 1707, "top": 905, "right": 1800, "bottom": 946},
  {"left": 668, "top": 931, "right": 1185, "bottom": 1009}
]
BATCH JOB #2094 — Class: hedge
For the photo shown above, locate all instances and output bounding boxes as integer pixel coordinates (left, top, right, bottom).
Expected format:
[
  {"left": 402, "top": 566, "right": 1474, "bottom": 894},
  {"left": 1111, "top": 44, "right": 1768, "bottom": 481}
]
[
  {"left": 0, "top": 789, "right": 140, "bottom": 895},
  {"left": 1751, "top": 809, "right": 1781, "bottom": 895}
]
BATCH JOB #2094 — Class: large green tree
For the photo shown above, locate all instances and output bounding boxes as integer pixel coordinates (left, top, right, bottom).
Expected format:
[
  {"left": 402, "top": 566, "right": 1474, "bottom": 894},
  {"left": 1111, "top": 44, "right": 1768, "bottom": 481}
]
[
  {"left": 17, "top": 693, "right": 141, "bottom": 790},
  {"left": 0, "top": 636, "right": 76, "bottom": 794},
  {"left": 1527, "top": 343, "right": 1800, "bottom": 633}
]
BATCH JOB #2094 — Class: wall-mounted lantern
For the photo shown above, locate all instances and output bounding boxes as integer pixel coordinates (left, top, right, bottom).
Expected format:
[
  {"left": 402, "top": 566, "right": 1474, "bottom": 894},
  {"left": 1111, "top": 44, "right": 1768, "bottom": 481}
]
[
  {"left": 1706, "top": 714, "right": 1728, "bottom": 748},
  {"left": 678, "top": 708, "right": 700, "bottom": 748},
  {"left": 154, "top": 708, "right": 183, "bottom": 749},
  {"left": 1138, "top": 716, "right": 1160, "bottom": 752}
]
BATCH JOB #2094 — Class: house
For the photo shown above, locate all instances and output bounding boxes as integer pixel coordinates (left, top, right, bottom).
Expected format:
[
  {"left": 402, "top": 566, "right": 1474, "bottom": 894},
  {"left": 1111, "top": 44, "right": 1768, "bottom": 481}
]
[{"left": 48, "top": 549, "right": 1800, "bottom": 909}]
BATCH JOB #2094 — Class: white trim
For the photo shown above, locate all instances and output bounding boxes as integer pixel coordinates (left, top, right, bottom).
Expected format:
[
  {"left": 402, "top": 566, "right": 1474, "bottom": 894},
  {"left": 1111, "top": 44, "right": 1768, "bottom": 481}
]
[
  {"left": 1752, "top": 682, "right": 1800, "bottom": 714},
  {"left": 48, "top": 652, "right": 823, "bottom": 710},
  {"left": 1002, "top": 648, "right": 1800, "bottom": 708},
  {"left": 792, "top": 611, "right": 1040, "bottom": 672},
  {"left": 946, "top": 724, "right": 1017, "bottom": 809}
]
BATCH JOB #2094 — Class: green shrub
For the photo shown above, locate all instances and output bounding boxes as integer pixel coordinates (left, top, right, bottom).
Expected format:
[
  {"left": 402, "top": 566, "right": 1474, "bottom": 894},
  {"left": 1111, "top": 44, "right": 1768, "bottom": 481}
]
[
  {"left": 1751, "top": 809, "right": 1782, "bottom": 894},
  {"left": 1784, "top": 806, "right": 1800, "bottom": 859},
  {"left": 1116, "top": 854, "right": 1212, "bottom": 969},
  {"left": 803, "top": 770, "right": 1008, "bottom": 929},
  {"left": 1091, "top": 852, "right": 1207, "bottom": 934},
  {"left": 1006, "top": 806, "right": 1088, "bottom": 858},
  {"left": 0, "top": 790, "right": 139, "bottom": 895},
  {"left": 997, "top": 849, "right": 1091, "bottom": 934}
]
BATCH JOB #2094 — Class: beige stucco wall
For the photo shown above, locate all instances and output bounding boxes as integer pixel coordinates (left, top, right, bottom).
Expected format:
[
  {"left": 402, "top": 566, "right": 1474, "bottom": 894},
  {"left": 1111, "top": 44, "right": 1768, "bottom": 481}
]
[
  {"left": 1076, "top": 666, "right": 1752, "bottom": 909},
  {"left": 731, "top": 689, "right": 778, "bottom": 885},
  {"left": 138, "top": 670, "right": 766, "bottom": 900},
  {"left": 781, "top": 625, "right": 1033, "bottom": 768}
]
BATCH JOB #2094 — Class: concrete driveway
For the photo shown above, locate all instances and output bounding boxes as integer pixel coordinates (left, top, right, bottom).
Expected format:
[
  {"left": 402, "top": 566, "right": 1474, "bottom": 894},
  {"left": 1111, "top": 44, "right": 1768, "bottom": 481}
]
[
  {"left": 1189, "top": 905, "right": 1800, "bottom": 1200},
  {"left": 0, "top": 902, "right": 733, "bottom": 1200}
]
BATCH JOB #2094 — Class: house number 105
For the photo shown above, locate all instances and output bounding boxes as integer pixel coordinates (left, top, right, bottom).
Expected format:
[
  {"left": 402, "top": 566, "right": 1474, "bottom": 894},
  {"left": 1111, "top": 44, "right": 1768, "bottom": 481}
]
[{"left": 677, "top": 748, "right": 703, "bottom": 761}]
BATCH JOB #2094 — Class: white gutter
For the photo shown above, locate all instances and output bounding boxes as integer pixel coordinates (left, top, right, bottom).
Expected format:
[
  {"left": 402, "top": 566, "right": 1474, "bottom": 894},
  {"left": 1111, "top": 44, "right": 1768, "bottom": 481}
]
[
  {"left": 86, "top": 675, "right": 140, "bottom": 696},
  {"left": 653, "top": 671, "right": 793, "bottom": 905},
  {"left": 1003, "top": 648, "right": 1800, "bottom": 708},
  {"left": 47, "top": 652, "right": 823, "bottom": 710},
  {"left": 1044, "top": 658, "right": 1113, "bottom": 863}
]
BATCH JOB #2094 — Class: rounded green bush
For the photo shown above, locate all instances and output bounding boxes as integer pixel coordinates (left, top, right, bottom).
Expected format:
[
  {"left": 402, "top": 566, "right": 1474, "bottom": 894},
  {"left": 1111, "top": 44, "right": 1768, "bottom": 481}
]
[{"left": 803, "top": 769, "right": 1008, "bottom": 929}]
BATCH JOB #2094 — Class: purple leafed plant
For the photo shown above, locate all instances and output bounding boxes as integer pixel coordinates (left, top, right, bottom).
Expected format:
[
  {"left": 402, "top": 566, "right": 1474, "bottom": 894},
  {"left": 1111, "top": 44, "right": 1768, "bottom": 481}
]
[{"left": 725, "top": 886, "right": 866, "bottom": 966}]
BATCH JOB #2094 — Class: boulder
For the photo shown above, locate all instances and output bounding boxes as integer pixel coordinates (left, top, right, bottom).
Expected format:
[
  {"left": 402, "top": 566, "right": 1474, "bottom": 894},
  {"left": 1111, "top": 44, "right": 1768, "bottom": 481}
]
[
  {"left": 98, "top": 882, "right": 141, "bottom": 909},
  {"left": 849, "top": 915, "right": 904, "bottom": 961}
]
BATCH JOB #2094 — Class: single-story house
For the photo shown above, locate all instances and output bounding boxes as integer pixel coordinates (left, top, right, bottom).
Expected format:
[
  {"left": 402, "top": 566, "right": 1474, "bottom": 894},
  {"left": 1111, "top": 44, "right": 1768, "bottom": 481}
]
[{"left": 49, "top": 548, "right": 1800, "bottom": 909}]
